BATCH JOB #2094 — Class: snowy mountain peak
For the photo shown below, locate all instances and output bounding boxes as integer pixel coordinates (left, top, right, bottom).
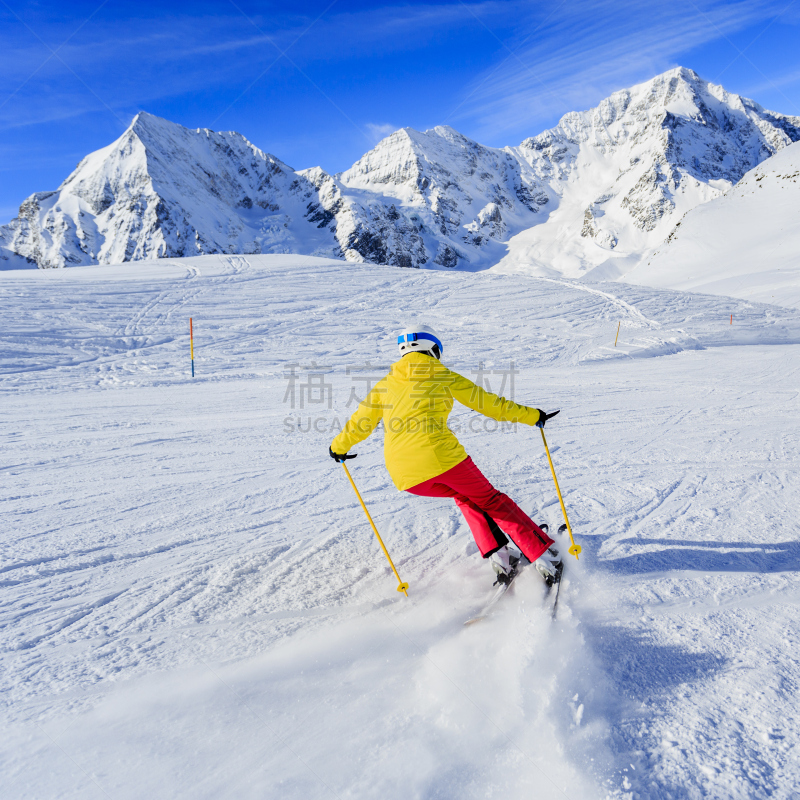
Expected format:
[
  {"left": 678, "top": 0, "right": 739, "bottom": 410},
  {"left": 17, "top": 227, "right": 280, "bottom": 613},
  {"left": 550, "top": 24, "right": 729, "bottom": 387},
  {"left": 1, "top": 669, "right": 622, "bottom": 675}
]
[
  {"left": 333, "top": 123, "right": 550, "bottom": 268},
  {"left": 0, "top": 113, "right": 341, "bottom": 269},
  {"left": 129, "top": 110, "right": 174, "bottom": 136},
  {"left": 496, "top": 67, "right": 800, "bottom": 278},
  {"left": 2, "top": 68, "right": 799, "bottom": 273}
]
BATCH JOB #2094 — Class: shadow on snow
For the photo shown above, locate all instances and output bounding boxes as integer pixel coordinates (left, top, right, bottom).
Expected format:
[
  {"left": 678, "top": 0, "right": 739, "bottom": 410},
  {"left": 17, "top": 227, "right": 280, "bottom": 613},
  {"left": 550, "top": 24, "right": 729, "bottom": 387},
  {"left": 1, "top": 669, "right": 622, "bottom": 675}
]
[{"left": 573, "top": 534, "right": 800, "bottom": 575}]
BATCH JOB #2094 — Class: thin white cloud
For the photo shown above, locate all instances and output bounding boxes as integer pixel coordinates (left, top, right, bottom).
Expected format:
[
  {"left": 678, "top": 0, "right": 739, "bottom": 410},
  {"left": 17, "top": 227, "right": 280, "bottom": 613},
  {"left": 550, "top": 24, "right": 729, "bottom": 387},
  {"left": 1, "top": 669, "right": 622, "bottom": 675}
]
[
  {"left": 776, "top": 3, "right": 800, "bottom": 24},
  {"left": 448, "top": 0, "right": 786, "bottom": 143},
  {"left": 0, "top": 0, "right": 794, "bottom": 170},
  {"left": 0, "top": 2, "right": 526, "bottom": 84},
  {"left": 739, "top": 67, "right": 800, "bottom": 109},
  {"left": 0, "top": 3, "right": 527, "bottom": 130},
  {"left": 365, "top": 122, "right": 398, "bottom": 144}
]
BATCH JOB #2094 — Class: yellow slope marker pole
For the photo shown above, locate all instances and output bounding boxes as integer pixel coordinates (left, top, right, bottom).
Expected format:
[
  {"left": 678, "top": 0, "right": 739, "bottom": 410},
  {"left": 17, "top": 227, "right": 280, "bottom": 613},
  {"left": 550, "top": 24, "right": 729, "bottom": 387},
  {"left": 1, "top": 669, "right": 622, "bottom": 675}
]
[
  {"left": 540, "top": 427, "right": 582, "bottom": 560},
  {"left": 341, "top": 462, "right": 409, "bottom": 596},
  {"left": 614, "top": 321, "right": 621, "bottom": 347}
]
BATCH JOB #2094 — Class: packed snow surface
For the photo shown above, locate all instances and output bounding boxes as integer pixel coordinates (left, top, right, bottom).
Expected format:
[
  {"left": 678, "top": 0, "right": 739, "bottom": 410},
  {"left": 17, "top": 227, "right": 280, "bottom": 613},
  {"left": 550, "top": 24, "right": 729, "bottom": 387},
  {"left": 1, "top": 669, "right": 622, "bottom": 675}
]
[
  {"left": 3, "top": 254, "right": 800, "bottom": 799},
  {"left": 628, "top": 140, "right": 800, "bottom": 309}
]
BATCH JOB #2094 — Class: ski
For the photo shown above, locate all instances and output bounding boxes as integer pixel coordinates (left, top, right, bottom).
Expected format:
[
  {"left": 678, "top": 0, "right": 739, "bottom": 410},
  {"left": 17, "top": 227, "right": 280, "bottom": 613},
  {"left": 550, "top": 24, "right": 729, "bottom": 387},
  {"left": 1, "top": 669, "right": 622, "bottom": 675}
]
[
  {"left": 465, "top": 524, "right": 550, "bottom": 626},
  {"left": 548, "top": 523, "right": 568, "bottom": 619},
  {"left": 464, "top": 573, "right": 518, "bottom": 626},
  {"left": 544, "top": 561, "right": 564, "bottom": 619}
]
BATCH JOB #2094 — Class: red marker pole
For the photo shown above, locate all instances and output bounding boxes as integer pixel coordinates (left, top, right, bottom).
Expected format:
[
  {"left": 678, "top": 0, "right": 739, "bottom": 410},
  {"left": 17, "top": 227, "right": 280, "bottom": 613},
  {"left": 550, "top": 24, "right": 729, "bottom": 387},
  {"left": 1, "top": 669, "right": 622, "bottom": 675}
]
[
  {"left": 730, "top": 314, "right": 733, "bottom": 325},
  {"left": 190, "top": 318, "right": 195, "bottom": 377}
]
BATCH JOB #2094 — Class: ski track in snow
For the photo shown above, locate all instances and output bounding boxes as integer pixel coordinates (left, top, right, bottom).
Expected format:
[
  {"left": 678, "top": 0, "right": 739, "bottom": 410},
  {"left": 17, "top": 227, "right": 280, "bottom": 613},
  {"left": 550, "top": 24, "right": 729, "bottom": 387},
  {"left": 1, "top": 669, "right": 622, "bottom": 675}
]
[{"left": 2, "top": 254, "right": 800, "bottom": 799}]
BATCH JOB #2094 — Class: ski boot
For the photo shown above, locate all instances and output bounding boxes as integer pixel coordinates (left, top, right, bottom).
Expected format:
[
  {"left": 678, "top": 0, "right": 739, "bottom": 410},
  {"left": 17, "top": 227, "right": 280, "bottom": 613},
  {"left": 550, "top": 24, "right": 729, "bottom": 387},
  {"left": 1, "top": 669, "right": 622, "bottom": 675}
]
[
  {"left": 489, "top": 545, "right": 521, "bottom": 586},
  {"left": 534, "top": 546, "right": 563, "bottom": 587}
]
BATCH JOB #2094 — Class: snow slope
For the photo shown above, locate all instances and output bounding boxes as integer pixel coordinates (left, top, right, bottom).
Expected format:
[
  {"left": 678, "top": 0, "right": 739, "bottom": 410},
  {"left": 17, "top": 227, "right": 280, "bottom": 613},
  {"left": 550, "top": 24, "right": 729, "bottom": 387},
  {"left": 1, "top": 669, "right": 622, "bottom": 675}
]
[
  {"left": 3, "top": 255, "right": 800, "bottom": 799},
  {"left": 3, "top": 68, "right": 798, "bottom": 274},
  {"left": 626, "top": 140, "right": 800, "bottom": 309}
]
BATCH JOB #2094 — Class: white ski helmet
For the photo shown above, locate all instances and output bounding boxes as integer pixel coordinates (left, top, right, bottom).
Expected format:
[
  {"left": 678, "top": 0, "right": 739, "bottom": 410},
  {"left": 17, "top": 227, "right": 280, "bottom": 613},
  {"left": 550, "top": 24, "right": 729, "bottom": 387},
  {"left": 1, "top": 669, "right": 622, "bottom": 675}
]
[{"left": 397, "top": 325, "right": 443, "bottom": 359}]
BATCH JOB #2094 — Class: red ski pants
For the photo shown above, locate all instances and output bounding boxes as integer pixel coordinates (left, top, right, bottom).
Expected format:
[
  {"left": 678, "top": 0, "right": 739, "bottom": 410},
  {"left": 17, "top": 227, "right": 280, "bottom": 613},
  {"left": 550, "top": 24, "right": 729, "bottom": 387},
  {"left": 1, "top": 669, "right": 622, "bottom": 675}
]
[{"left": 406, "top": 456, "right": 554, "bottom": 561}]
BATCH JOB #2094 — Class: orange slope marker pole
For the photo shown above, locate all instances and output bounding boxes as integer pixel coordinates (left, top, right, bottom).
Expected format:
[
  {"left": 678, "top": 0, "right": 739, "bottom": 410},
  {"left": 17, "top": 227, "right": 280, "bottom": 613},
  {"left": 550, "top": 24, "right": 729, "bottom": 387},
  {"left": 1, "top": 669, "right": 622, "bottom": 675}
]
[
  {"left": 341, "top": 462, "right": 409, "bottom": 596},
  {"left": 190, "top": 318, "right": 195, "bottom": 377},
  {"left": 614, "top": 321, "right": 621, "bottom": 347}
]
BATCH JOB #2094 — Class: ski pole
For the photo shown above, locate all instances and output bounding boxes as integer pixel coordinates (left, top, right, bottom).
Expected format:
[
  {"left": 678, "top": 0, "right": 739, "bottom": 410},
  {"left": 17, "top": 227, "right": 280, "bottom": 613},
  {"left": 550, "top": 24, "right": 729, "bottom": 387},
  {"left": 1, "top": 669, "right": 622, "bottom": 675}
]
[
  {"left": 540, "top": 428, "right": 582, "bottom": 560},
  {"left": 340, "top": 462, "right": 409, "bottom": 596}
]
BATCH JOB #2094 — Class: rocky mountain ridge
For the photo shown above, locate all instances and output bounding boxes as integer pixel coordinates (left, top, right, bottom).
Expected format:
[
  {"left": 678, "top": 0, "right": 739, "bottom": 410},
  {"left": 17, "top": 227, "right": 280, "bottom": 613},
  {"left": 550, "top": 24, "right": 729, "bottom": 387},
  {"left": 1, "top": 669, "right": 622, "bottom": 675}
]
[
  {"left": 0, "top": 113, "right": 341, "bottom": 269},
  {"left": 2, "top": 67, "right": 799, "bottom": 273},
  {"left": 625, "top": 139, "right": 800, "bottom": 307},
  {"left": 494, "top": 67, "right": 800, "bottom": 278}
]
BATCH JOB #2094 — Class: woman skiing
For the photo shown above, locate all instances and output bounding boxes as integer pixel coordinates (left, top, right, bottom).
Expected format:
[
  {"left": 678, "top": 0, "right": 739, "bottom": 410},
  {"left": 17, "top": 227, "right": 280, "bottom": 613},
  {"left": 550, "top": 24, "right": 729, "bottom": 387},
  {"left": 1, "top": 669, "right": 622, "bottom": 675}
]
[{"left": 329, "top": 325, "right": 562, "bottom": 585}]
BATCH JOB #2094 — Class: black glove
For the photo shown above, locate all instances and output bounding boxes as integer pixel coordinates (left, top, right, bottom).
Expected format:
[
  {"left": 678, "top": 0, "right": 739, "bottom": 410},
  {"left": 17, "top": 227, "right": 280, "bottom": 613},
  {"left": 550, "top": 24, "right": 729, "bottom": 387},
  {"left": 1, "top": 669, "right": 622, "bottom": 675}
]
[
  {"left": 535, "top": 409, "right": 560, "bottom": 429},
  {"left": 329, "top": 446, "right": 357, "bottom": 463}
]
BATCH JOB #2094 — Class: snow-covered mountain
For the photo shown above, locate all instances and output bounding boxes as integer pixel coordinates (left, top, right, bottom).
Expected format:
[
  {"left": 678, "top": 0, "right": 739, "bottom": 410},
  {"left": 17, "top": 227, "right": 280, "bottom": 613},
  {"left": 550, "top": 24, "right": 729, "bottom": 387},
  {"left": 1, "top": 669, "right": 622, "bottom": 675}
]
[
  {"left": 495, "top": 67, "right": 800, "bottom": 279},
  {"left": 324, "top": 125, "right": 549, "bottom": 269},
  {"left": 626, "top": 140, "right": 800, "bottom": 308},
  {"left": 2, "top": 67, "right": 799, "bottom": 272},
  {"left": 0, "top": 113, "right": 342, "bottom": 269}
]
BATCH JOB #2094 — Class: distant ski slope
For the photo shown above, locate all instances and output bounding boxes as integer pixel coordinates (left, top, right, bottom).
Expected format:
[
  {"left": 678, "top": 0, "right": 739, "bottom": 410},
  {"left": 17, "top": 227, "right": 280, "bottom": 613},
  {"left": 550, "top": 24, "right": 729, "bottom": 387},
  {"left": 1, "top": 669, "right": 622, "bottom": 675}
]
[
  {"left": 2, "top": 255, "right": 800, "bottom": 799},
  {"left": 627, "top": 140, "right": 800, "bottom": 309}
]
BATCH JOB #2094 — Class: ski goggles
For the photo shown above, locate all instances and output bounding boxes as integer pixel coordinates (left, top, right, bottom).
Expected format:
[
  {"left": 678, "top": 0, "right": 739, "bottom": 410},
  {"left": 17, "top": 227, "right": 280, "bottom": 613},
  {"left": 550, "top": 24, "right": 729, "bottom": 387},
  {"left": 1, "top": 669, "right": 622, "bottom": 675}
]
[{"left": 397, "top": 332, "right": 443, "bottom": 353}]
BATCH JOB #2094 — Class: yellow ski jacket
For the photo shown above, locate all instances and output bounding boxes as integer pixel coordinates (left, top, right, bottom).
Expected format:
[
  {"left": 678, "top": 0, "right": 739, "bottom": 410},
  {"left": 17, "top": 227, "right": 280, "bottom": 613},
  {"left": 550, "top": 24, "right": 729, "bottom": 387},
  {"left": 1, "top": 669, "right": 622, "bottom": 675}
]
[{"left": 331, "top": 352, "right": 542, "bottom": 491}]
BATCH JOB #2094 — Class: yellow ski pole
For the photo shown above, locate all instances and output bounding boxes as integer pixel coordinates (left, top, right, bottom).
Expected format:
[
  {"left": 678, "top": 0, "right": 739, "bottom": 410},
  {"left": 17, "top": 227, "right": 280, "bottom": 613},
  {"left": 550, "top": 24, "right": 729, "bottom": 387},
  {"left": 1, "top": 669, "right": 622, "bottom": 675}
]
[
  {"left": 540, "top": 427, "right": 582, "bottom": 560},
  {"left": 340, "top": 462, "right": 409, "bottom": 596}
]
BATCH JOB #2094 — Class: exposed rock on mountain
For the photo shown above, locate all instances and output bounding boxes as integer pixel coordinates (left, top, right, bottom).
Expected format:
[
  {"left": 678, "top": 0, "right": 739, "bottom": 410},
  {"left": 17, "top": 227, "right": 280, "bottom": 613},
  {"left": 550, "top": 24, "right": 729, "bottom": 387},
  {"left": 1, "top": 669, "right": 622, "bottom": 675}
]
[
  {"left": 495, "top": 67, "right": 800, "bottom": 279},
  {"left": 0, "top": 113, "right": 341, "bottom": 269},
  {"left": 331, "top": 125, "right": 549, "bottom": 268},
  {"left": 2, "top": 68, "right": 799, "bottom": 273},
  {"left": 626, "top": 139, "right": 800, "bottom": 308}
]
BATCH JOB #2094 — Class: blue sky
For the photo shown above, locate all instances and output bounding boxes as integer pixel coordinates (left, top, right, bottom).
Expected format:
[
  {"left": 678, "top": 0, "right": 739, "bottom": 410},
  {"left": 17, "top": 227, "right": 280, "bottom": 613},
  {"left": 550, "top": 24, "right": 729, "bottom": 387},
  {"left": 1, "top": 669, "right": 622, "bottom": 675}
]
[{"left": 1, "top": 0, "right": 800, "bottom": 224}]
